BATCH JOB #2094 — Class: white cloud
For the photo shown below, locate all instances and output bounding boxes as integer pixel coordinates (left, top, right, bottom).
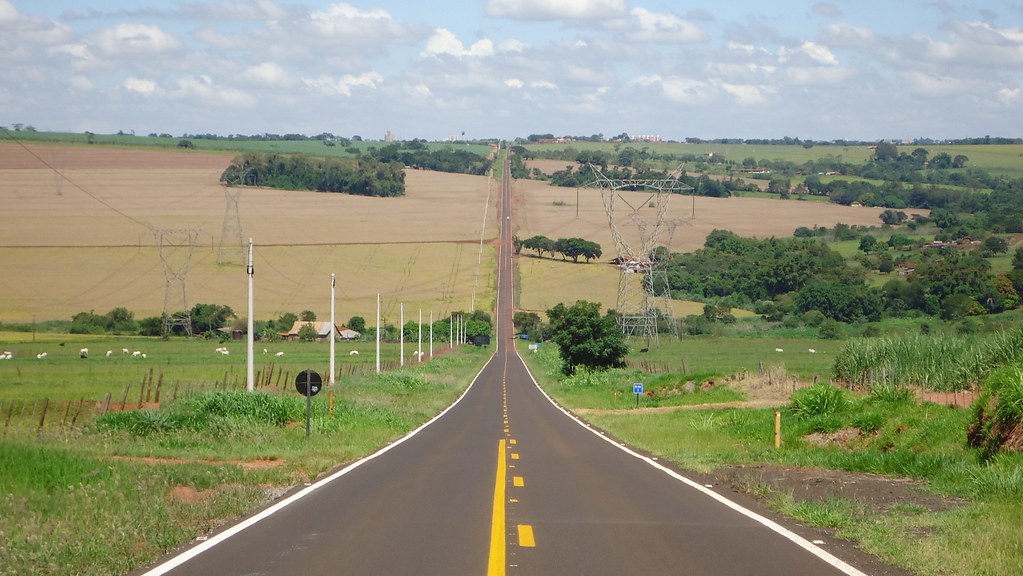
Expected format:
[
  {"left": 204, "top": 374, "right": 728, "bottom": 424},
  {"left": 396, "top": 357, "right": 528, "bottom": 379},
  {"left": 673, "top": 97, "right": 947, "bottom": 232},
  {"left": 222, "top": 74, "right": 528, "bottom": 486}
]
[
  {"left": 92, "top": 23, "right": 182, "bottom": 57},
  {"left": 779, "top": 41, "right": 838, "bottom": 66},
  {"left": 307, "top": 2, "right": 423, "bottom": 45},
  {"left": 69, "top": 75, "right": 93, "bottom": 91},
  {"left": 811, "top": 3, "right": 842, "bottom": 18},
  {"left": 421, "top": 29, "right": 494, "bottom": 58},
  {"left": 303, "top": 71, "right": 383, "bottom": 96},
  {"left": 240, "top": 62, "right": 291, "bottom": 87},
  {"left": 622, "top": 7, "right": 708, "bottom": 44},
  {"left": 531, "top": 80, "right": 558, "bottom": 90},
  {"left": 171, "top": 75, "right": 257, "bottom": 108},
  {"left": 498, "top": 39, "right": 526, "bottom": 53},
  {"left": 722, "top": 83, "right": 774, "bottom": 105},
  {"left": 486, "top": 0, "right": 626, "bottom": 21},
  {"left": 124, "top": 77, "right": 157, "bottom": 95},
  {"left": 0, "top": 0, "right": 18, "bottom": 23},
  {"left": 659, "top": 77, "right": 717, "bottom": 105},
  {"left": 505, "top": 78, "right": 524, "bottom": 88}
]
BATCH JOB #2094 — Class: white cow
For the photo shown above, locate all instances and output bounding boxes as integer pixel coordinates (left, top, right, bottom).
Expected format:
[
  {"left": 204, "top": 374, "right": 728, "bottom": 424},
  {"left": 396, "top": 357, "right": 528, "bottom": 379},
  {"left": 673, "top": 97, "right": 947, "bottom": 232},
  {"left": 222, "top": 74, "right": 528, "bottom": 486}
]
[
  {"left": 80, "top": 348, "right": 89, "bottom": 358},
  {"left": 349, "top": 350, "right": 359, "bottom": 356},
  {"left": 106, "top": 350, "right": 113, "bottom": 357},
  {"left": 275, "top": 351, "right": 285, "bottom": 357},
  {"left": 132, "top": 350, "right": 142, "bottom": 357}
]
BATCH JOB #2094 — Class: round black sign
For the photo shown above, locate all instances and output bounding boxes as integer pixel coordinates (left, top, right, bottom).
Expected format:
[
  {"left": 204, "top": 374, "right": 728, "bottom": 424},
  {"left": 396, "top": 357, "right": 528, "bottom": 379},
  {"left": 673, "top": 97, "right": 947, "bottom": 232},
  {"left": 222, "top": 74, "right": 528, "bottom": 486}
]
[{"left": 295, "top": 369, "right": 322, "bottom": 396}]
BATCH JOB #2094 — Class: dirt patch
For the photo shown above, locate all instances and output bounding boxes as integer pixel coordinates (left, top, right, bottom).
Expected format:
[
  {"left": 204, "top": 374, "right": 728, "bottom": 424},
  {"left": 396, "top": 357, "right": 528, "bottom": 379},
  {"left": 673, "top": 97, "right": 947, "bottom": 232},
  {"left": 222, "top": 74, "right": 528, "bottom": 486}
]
[
  {"left": 711, "top": 463, "right": 965, "bottom": 515},
  {"left": 108, "top": 455, "right": 283, "bottom": 470},
  {"left": 167, "top": 485, "right": 212, "bottom": 505}
]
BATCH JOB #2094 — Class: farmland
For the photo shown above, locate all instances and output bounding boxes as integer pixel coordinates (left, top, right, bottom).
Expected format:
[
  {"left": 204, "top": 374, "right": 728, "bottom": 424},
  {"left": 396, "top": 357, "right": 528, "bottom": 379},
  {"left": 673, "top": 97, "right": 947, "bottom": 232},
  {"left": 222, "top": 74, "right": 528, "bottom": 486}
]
[
  {"left": 1, "top": 141, "right": 920, "bottom": 325},
  {"left": 0, "top": 142, "right": 497, "bottom": 324}
]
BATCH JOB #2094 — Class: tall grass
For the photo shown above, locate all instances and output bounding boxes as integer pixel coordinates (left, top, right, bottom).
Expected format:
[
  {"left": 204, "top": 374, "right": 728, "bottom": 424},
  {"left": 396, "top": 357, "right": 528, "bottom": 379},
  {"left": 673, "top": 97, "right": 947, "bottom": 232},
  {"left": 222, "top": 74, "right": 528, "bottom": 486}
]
[{"left": 832, "top": 326, "right": 1023, "bottom": 391}]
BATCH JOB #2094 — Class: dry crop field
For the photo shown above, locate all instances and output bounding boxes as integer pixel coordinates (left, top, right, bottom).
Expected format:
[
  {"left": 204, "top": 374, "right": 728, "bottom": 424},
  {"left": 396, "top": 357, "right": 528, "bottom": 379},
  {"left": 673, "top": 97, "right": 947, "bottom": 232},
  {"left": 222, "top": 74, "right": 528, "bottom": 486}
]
[
  {"left": 0, "top": 143, "right": 498, "bottom": 324},
  {"left": 1, "top": 142, "right": 923, "bottom": 324}
]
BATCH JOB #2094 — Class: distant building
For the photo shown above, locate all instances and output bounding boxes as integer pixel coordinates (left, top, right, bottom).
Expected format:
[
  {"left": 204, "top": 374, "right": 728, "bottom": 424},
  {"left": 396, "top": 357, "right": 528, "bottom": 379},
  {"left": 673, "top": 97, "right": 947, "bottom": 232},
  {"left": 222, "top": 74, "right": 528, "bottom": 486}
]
[
  {"left": 283, "top": 321, "right": 358, "bottom": 341},
  {"left": 384, "top": 130, "right": 395, "bottom": 142}
]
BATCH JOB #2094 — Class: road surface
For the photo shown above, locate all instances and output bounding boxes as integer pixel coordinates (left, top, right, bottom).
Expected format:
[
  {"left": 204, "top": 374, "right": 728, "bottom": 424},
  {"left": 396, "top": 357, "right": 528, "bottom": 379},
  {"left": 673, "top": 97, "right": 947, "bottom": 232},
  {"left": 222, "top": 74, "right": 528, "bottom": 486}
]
[{"left": 135, "top": 146, "right": 874, "bottom": 576}]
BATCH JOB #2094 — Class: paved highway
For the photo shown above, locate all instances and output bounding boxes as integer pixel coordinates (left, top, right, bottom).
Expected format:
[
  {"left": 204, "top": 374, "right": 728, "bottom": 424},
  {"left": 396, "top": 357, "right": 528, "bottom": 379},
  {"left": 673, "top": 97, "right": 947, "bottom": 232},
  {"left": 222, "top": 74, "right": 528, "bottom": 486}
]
[{"left": 135, "top": 148, "right": 875, "bottom": 576}]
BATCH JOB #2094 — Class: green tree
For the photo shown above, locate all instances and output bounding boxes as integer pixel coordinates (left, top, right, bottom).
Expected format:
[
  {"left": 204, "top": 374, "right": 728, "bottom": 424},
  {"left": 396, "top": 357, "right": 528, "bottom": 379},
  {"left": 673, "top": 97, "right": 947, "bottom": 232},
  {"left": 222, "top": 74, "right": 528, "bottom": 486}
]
[
  {"left": 546, "top": 300, "right": 627, "bottom": 375},
  {"left": 879, "top": 209, "right": 907, "bottom": 226},
  {"left": 347, "top": 316, "right": 366, "bottom": 333},
  {"left": 513, "top": 311, "right": 541, "bottom": 334},
  {"left": 190, "top": 303, "right": 235, "bottom": 334},
  {"left": 297, "top": 323, "right": 319, "bottom": 341},
  {"left": 300, "top": 310, "right": 317, "bottom": 321},
  {"left": 981, "top": 236, "right": 1009, "bottom": 256}
]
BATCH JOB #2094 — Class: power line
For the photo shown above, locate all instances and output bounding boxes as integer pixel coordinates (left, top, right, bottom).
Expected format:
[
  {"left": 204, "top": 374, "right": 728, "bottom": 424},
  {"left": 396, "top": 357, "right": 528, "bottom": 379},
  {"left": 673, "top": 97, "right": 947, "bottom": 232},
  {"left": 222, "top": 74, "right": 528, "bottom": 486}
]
[{"left": 2, "top": 129, "right": 156, "bottom": 232}]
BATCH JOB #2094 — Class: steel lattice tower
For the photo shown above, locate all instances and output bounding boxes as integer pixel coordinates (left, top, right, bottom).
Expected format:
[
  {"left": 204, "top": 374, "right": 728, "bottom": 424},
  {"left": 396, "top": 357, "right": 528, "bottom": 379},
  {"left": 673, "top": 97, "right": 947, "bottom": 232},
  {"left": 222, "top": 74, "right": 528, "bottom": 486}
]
[
  {"left": 589, "top": 165, "right": 692, "bottom": 345},
  {"left": 217, "top": 185, "right": 245, "bottom": 265},
  {"left": 155, "top": 228, "right": 200, "bottom": 337}
]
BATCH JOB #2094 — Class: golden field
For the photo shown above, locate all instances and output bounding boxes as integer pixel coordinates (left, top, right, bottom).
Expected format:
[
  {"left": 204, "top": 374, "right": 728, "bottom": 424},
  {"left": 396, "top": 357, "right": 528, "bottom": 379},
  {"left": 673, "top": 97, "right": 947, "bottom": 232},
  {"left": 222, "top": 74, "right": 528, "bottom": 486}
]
[
  {"left": 1, "top": 143, "right": 919, "bottom": 323},
  {"left": 0, "top": 143, "right": 497, "bottom": 324}
]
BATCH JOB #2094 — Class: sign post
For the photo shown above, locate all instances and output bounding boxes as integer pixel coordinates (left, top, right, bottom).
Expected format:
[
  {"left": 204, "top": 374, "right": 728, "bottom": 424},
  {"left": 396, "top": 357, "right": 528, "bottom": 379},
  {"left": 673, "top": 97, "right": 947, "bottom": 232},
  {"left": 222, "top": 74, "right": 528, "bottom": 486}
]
[
  {"left": 633, "top": 382, "right": 644, "bottom": 408},
  {"left": 295, "top": 369, "right": 322, "bottom": 438}
]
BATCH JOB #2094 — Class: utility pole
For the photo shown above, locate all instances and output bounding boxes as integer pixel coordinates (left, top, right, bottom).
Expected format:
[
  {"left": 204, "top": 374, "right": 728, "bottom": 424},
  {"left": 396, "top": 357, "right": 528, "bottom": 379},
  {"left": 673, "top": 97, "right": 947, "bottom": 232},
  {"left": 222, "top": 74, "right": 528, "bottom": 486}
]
[
  {"left": 329, "top": 273, "right": 336, "bottom": 386},
  {"left": 246, "top": 239, "right": 254, "bottom": 392}
]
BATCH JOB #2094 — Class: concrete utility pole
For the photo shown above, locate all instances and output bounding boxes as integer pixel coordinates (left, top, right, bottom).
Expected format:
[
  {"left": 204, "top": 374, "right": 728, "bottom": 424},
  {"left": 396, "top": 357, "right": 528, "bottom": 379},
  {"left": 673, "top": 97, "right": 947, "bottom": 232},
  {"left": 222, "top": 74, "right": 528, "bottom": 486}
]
[
  {"left": 329, "top": 273, "right": 336, "bottom": 386},
  {"left": 417, "top": 309, "right": 422, "bottom": 363},
  {"left": 375, "top": 293, "right": 380, "bottom": 374},
  {"left": 246, "top": 238, "right": 254, "bottom": 392},
  {"left": 400, "top": 303, "right": 404, "bottom": 367},
  {"left": 429, "top": 311, "right": 434, "bottom": 358}
]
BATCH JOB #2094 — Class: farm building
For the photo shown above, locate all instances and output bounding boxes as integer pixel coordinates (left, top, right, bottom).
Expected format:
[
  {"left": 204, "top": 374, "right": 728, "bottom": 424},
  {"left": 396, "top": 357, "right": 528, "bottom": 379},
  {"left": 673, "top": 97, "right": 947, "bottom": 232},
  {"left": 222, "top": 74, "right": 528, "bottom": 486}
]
[{"left": 283, "top": 321, "right": 359, "bottom": 341}]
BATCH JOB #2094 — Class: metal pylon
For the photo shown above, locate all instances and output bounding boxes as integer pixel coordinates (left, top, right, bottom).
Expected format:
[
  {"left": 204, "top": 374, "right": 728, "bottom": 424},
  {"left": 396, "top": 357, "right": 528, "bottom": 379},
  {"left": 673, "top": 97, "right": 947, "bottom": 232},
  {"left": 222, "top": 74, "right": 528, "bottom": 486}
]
[
  {"left": 217, "top": 186, "right": 244, "bottom": 265},
  {"left": 590, "top": 165, "right": 691, "bottom": 345},
  {"left": 155, "top": 227, "right": 200, "bottom": 337}
]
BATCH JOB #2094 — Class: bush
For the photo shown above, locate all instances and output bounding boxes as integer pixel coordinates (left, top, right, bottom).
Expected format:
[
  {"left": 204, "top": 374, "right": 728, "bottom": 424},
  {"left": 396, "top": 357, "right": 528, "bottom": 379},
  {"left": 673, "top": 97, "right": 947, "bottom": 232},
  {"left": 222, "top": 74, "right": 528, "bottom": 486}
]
[
  {"left": 789, "top": 383, "right": 850, "bottom": 417},
  {"left": 969, "top": 366, "right": 1023, "bottom": 461},
  {"left": 819, "top": 319, "right": 844, "bottom": 339}
]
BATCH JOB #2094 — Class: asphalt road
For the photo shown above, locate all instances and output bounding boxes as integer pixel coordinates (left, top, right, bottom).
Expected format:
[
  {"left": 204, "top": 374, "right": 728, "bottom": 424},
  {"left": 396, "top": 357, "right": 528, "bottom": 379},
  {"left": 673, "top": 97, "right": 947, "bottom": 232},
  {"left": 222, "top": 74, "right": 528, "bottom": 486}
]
[{"left": 136, "top": 147, "right": 873, "bottom": 576}]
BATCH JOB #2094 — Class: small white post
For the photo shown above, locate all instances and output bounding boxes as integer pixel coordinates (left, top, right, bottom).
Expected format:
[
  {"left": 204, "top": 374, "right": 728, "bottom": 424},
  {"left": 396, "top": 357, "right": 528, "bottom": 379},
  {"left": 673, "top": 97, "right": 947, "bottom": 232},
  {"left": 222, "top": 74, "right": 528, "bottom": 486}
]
[
  {"left": 329, "top": 273, "right": 336, "bottom": 386},
  {"left": 246, "top": 238, "right": 254, "bottom": 392}
]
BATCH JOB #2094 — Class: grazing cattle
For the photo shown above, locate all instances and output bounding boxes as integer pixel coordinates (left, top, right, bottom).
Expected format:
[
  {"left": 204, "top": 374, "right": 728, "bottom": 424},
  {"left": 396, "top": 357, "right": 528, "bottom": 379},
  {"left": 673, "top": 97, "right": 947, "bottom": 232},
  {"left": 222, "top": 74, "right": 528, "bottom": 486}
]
[
  {"left": 275, "top": 351, "right": 285, "bottom": 357},
  {"left": 122, "top": 348, "right": 130, "bottom": 354},
  {"left": 775, "top": 348, "right": 784, "bottom": 352},
  {"left": 808, "top": 348, "right": 816, "bottom": 354},
  {"left": 80, "top": 348, "right": 88, "bottom": 358},
  {"left": 106, "top": 350, "right": 113, "bottom": 357},
  {"left": 132, "top": 350, "right": 142, "bottom": 357},
  {"left": 349, "top": 350, "right": 359, "bottom": 356}
]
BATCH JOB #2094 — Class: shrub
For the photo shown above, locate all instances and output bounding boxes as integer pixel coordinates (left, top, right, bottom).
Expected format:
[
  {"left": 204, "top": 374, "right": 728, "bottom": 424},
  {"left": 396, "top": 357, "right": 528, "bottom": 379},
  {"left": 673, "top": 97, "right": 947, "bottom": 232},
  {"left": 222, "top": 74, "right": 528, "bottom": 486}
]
[
  {"left": 968, "top": 366, "right": 1023, "bottom": 462},
  {"left": 789, "top": 383, "right": 849, "bottom": 417}
]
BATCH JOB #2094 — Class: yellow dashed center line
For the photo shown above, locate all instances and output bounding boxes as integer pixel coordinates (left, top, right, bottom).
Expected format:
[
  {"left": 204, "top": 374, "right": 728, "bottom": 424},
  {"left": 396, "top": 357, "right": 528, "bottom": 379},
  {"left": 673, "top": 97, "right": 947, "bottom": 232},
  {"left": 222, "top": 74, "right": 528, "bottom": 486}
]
[
  {"left": 513, "top": 476, "right": 524, "bottom": 487},
  {"left": 517, "top": 524, "right": 536, "bottom": 548}
]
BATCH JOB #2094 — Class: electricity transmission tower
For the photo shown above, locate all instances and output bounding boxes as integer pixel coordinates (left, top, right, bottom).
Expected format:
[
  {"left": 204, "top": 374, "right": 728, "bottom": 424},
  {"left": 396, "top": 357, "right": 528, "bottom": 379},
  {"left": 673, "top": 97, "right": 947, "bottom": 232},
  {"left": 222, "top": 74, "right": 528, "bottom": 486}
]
[
  {"left": 217, "top": 185, "right": 245, "bottom": 265},
  {"left": 155, "top": 227, "right": 201, "bottom": 337},
  {"left": 589, "top": 165, "right": 692, "bottom": 345}
]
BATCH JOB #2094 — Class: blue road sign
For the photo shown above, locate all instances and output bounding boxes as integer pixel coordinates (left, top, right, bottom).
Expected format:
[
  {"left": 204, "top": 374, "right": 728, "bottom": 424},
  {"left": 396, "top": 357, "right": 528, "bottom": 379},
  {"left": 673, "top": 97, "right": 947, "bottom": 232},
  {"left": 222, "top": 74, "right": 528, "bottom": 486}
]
[{"left": 633, "top": 382, "right": 644, "bottom": 395}]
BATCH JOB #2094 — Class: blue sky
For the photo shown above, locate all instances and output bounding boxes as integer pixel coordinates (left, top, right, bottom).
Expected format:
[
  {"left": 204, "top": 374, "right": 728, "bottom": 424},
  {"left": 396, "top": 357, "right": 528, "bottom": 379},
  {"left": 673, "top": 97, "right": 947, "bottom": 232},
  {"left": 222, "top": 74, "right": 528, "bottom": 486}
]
[{"left": 2, "top": 0, "right": 1021, "bottom": 141}]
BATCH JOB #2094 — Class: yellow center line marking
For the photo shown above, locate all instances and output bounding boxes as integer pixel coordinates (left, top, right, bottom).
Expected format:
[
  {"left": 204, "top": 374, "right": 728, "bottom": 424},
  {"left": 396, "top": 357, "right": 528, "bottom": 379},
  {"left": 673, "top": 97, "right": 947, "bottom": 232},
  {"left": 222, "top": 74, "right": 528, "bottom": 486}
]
[
  {"left": 513, "top": 476, "right": 524, "bottom": 487},
  {"left": 509, "top": 439, "right": 517, "bottom": 445},
  {"left": 517, "top": 525, "right": 536, "bottom": 548},
  {"left": 511, "top": 453, "right": 519, "bottom": 460},
  {"left": 488, "top": 440, "right": 506, "bottom": 576}
]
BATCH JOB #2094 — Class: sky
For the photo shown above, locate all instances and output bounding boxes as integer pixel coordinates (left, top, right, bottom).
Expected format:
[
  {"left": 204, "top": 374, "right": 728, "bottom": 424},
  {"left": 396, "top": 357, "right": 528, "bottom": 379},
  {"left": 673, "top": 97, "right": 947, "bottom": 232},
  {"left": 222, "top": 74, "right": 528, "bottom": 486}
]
[{"left": 2, "top": 0, "right": 1022, "bottom": 142}]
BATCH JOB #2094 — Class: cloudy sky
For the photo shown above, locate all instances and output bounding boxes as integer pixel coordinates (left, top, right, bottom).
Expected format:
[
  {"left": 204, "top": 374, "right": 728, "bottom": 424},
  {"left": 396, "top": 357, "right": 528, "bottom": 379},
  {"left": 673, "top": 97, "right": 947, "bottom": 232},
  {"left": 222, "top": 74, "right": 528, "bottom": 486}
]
[{"left": 2, "top": 0, "right": 1022, "bottom": 141}]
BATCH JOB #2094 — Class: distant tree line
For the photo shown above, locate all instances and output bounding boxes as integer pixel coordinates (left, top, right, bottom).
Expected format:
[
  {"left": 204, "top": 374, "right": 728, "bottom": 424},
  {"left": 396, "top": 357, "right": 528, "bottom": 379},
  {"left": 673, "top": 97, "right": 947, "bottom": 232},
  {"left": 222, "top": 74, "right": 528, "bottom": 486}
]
[
  {"left": 221, "top": 152, "right": 406, "bottom": 197},
  {"left": 661, "top": 229, "right": 1023, "bottom": 327},
  {"left": 513, "top": 235, "right": 603, "bottom": 263},
  {"left": 366, "top": 140, "right": 491, "bottom": 175}
]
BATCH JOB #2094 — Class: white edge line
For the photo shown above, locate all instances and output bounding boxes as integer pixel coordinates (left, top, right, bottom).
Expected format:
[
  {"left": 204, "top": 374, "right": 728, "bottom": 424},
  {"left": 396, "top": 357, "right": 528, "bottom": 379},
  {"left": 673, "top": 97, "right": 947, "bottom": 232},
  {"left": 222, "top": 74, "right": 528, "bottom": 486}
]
[
  {"left": 140, "top": 356, "right": 496, "bottom": 575},
  {"left": 516, "top": 353, "right": 871, "bottom": 576}
]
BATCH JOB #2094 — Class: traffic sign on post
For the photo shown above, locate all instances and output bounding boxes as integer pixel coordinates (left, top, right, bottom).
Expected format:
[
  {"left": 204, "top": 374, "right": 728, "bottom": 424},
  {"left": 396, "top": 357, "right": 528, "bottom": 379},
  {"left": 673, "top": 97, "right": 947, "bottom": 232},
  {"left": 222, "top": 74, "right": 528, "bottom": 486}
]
[
  {"left": 296, "top": 369, "right": 322, "bottom": 438},
  {"left": 633, "top": 382, "right": 644, "bottom": 407}
]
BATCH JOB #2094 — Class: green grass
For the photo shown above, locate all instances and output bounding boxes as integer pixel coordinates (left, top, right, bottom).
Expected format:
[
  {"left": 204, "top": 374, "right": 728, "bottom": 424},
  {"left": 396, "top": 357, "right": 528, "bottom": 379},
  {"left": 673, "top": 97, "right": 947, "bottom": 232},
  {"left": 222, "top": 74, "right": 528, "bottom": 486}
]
[
  {"left": 522, "top": 337, "right": 1023, "bottom": 576},
  {"left": 0, "top": 343, "right": 491, "bottom": 576}
]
